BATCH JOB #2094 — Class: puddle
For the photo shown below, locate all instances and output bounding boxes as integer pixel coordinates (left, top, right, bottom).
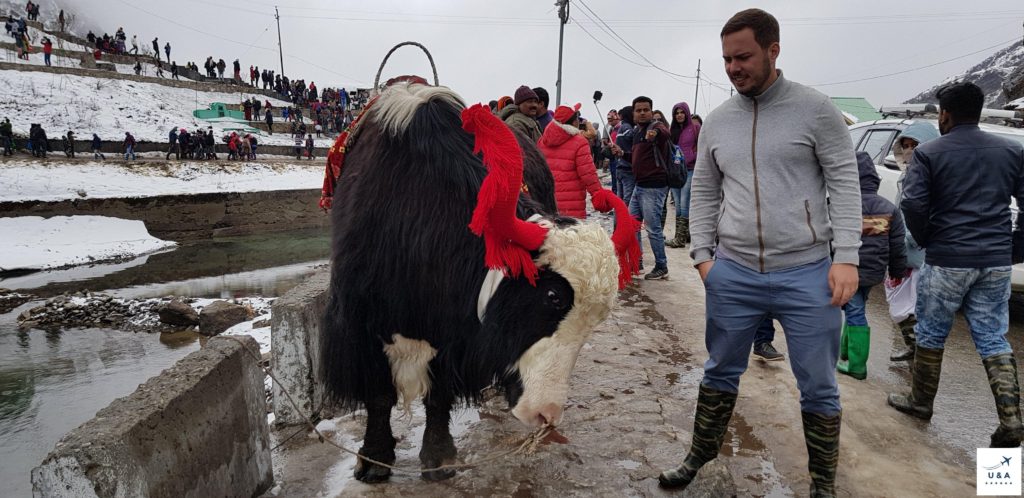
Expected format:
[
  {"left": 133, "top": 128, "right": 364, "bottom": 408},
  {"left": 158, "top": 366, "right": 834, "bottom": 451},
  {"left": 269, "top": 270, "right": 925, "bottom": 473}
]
[
  {"left": 616, "top": 459, "right": 642, "bottom": 470},
  {"left": 665, "top": 372, "right": 679, "bottom": 386},
  {"left": 723, "top": 413, "right": 767, "bottom": 456}
]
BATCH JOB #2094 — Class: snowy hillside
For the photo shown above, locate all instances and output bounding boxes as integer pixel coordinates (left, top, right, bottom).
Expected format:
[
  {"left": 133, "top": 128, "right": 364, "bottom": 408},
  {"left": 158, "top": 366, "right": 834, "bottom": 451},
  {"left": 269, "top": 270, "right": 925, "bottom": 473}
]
[
  {"left": 0, "top": 69, "right": 335, "bottom": 147},
  {"left": 905, "top": 42, "right": 1024, "bottom": 107}
]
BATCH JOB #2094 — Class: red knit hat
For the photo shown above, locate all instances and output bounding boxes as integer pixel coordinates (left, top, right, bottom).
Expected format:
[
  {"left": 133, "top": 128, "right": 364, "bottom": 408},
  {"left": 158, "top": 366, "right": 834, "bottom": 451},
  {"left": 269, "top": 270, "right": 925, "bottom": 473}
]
[{"left": 553, "top": 103, "right": 581, "bottom": 124}]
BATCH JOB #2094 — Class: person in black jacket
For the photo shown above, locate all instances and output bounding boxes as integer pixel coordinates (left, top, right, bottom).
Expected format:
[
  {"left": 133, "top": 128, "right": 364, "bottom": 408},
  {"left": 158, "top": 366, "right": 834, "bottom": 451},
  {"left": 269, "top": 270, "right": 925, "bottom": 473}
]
[
  {"left": 890, "top": 81, "right": 1024, "bottom": 448},
  {"left": 836, "top": 151, "right": 906, "bottom": 380}
]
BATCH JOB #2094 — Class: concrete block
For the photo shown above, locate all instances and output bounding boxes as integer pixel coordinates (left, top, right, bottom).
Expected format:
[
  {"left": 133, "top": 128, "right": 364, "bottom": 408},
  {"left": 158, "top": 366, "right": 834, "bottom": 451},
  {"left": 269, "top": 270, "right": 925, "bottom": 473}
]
[
  {"left": 31, "top": 336, "right": 273, "bottom": 498},
  {"left": 271, "top": 272, "right": 331, "bottom": 426}
]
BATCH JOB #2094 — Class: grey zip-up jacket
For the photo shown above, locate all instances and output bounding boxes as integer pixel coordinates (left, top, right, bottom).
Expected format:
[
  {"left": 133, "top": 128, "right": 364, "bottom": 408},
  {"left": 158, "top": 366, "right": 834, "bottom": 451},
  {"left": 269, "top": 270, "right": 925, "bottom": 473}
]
[{"left": 689, "top": 71, "right": 862, "bottom": 272}]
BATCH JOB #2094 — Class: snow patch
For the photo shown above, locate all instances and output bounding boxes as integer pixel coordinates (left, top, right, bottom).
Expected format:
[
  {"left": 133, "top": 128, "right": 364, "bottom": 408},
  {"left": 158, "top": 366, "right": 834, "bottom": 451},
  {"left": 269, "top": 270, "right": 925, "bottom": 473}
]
[{"left": 0, "top": 216, "right": 175, "bottom": 272}]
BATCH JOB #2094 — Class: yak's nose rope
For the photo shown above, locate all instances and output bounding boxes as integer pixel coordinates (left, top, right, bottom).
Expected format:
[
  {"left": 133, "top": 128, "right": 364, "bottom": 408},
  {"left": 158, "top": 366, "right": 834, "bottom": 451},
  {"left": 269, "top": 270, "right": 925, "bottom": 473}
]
[{"left": 220, "top": 335, "right": 555, "bottom": 474}]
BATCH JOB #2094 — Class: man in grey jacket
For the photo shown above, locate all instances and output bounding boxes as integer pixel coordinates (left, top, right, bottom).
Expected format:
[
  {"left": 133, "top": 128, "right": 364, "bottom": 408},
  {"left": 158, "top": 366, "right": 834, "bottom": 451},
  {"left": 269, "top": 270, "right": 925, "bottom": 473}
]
[{"left": 658, "top": 9, "right": 861, "bottom": 497}]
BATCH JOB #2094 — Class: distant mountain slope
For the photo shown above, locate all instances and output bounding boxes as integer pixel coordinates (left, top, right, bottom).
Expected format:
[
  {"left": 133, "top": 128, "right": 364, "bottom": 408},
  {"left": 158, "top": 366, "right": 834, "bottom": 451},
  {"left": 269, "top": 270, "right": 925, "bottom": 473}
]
[{"left": 905, "top": 41, "right": 1024, "bottom": 107}]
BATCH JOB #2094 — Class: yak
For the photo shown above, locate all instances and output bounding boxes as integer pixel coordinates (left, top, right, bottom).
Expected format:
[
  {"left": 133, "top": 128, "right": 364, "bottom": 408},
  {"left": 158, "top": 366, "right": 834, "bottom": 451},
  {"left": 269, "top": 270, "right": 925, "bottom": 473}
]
[{"left": 321, "top": 81, "right": 638, "bottom": 483}]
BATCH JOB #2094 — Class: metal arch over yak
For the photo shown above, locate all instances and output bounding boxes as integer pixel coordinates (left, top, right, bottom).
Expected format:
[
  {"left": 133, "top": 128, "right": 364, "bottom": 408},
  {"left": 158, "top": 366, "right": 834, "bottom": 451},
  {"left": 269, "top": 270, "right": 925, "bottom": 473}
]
[{"left": 321, "top": 80, "right": 640, "bottom": 483}]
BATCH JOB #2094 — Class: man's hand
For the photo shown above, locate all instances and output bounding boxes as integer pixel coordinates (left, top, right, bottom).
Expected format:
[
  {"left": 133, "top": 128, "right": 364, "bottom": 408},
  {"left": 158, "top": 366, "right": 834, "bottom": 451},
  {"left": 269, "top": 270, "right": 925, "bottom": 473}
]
[
  {"left": 829, "top": 263, "right": 858, "bottom": 306},
  {"left": 610, "top": 144, "right": 622, "bottom": 157},
  {"left": 645, "top": 129, "right": 657, "bottom": 140},
  {"left": 697, "top": 261, "right": 714, "bottom": 282}
]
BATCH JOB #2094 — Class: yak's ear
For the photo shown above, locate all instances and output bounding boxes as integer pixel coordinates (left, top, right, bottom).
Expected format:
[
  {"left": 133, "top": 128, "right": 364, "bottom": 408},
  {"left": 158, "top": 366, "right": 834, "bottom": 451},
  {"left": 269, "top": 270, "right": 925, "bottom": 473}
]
[{"left": 462, "top": 103, "right": 548, "bottom": 286}]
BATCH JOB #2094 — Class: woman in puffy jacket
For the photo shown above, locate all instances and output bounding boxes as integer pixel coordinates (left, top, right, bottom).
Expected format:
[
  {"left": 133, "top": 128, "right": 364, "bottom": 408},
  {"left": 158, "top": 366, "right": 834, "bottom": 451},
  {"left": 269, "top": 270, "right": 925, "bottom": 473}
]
[{"left": 537, "top": 103, "right": 602, "bottom": 218}]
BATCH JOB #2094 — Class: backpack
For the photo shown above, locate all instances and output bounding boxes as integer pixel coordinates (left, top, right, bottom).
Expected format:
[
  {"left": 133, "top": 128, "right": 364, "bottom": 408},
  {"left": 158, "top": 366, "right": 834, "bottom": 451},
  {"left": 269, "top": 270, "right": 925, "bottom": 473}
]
[{"left": 647, "top": 123, "right": 687, "bottom": 189}]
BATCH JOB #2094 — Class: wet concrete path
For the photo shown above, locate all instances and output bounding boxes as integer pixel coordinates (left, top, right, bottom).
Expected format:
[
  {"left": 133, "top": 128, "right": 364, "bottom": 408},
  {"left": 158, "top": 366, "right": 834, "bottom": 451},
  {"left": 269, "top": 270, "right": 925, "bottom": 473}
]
[{"left": 267, "top": 210, "right": 1006, "bottom": 497}]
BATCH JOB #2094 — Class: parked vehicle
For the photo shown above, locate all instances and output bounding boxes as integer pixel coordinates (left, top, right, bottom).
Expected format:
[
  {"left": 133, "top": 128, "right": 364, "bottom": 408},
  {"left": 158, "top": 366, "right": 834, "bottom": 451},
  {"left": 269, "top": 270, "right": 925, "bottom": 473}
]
[{"left": 849, "top": 118, "right": 1024, "bottom": 291}]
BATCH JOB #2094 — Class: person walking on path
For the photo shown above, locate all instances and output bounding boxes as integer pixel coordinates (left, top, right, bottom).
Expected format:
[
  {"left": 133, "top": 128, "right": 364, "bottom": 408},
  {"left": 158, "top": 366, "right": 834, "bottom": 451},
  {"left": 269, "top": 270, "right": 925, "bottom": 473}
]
[
  {"left": 537, "top": 103, "right": 603, "bottom": 219},
  {"left": 265, "top": 108, "right": 274, "bottom": 136},
  {"left": 151, "top": 37, "right": 159, "bottom": 61},
  {"left": 836, "top": 151, "right": 907, "bottom": 380},
  {"left": 888, "top": 81, "right": 1024, "bottom": 449},
  {"left": 1, "top": 117, "right": 13, "bottom": 156},
  {"left": 166, "top": 127, "right": 179, "bottom": 160},
  {"left": 886, "top": 121, "right": 940, "bottom": 362},
  {"left": 123, "top": 131, "right": 136, "bottom": 160},
  {"left": 130, "top": 35, "right": 138, "bottom": 55},
  {"left": 665, "top": 101, "right": 700, "bottom": 249},
  {"left": 658, "top": 10, "right": 862, "bottom": 497},
  {"left": 628, "top": 95, "right": 672, "bottom": 280},
  {"left": 499, "top": 85, "right": 542, "bottom": 143},
  {"left": 163, "top": 42, "right": 170, "bottom": 61},
  {"left": 610, "top": 106, "right": 637, "bottom": 207},
  {"left": 170, "top": 61, "right": 179, "bottom": 80},
  {"left": 41, "top": 36, "right": 52, "bottom": 66},
  {"left": 91, "top": 133, "right": 104, "bottom": 159},
  {"left": 305, "top": 134, "right": 315, "bottom": 160}
]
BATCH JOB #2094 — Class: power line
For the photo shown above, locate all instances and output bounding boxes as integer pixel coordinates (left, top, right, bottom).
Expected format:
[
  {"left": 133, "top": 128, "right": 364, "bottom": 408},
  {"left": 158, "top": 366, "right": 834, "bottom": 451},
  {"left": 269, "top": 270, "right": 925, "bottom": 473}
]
[{"left": 809, "top": 38, "right": 1018, "bottom": 87}]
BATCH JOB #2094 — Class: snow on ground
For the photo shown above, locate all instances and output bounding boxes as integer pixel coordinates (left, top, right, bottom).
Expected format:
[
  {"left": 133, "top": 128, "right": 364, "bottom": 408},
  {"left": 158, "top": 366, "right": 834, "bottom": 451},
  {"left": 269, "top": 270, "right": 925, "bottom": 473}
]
[
  {"left": 0, "top": 215, "right": 176, "bottom": 272},
  {"left": 0, "top": 159, "right": 323, "bottom": 202},
  {"left": 0, "top": 69, "right": 335, "bottom": 147}
]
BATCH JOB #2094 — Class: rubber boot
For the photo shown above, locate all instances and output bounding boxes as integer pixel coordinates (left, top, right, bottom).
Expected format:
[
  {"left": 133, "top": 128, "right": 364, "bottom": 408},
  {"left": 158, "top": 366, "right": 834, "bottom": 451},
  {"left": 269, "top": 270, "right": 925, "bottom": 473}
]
[
  {"left": 666, "top": 217, "right": 686, "bottom": 248},
  {"left": 836, "top": 325, "right": 869, "bottom": 380},
  {"left": 803, "top": 411, "right": 841, "bottom": 498},
  {"left": 680, "top": 216, "right": 690, "bottom": 244},
  {"left": 658, "top": 385, "right": 737, "bottom": 489},
  {"left": 838, "top": 324, "right": 850, "bottom": 362},
  {"left": 890, "top": 316, "right": 917, "bottom": 362},
  {"left": 983, "top": 353, "right": 1024, "bottom": 448},
  {"left": 887, "top": 346, "right": 943, "bottom": 420}
]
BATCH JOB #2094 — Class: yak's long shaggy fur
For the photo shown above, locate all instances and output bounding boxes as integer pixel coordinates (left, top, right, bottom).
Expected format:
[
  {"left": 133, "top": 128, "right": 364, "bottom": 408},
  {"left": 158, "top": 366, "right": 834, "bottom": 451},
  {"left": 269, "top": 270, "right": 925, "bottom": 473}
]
[{"left": 321, "top": 84, "right": 560, "bottom": 411}]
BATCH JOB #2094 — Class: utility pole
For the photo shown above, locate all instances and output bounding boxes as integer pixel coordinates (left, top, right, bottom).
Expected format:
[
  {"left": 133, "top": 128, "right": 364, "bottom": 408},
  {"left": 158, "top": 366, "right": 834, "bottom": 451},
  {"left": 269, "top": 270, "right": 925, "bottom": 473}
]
[
  {"left": 693, "top": 59, "right": 701, "bottom": 115},
  {"left": 555, "top": 0, "right": 569, "bottom": 106},
  {"left": 275, "top": 6, "right": 285, "bottom": 79}
]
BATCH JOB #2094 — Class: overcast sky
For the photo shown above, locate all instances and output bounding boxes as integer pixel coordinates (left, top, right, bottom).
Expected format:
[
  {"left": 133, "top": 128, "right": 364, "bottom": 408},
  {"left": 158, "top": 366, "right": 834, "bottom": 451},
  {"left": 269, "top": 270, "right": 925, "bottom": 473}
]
[{"left": 58, "top": 0, "right": 1024, "bottom": 121}]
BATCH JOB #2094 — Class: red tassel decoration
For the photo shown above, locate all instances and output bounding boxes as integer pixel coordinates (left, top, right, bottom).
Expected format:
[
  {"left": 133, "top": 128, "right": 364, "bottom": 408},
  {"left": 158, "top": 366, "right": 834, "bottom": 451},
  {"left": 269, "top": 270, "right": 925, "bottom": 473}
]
[
  {"left": 462, "top": 103, "right": 549, "bottom": 285},
  {"left": 592, "top": 189, "right": 642, "bottom": 289}
]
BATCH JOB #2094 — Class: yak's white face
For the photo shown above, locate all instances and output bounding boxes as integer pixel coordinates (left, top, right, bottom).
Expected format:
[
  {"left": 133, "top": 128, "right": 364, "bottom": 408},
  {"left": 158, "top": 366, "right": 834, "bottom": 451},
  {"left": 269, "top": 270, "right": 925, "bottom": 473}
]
[{"left": 511, "top": 222, "right": 619, "bottom": 427}]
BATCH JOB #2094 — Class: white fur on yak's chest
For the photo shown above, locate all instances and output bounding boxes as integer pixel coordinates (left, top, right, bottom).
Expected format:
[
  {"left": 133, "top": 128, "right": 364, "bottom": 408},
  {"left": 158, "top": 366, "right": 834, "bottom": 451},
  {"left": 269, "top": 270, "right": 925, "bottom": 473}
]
[{"left": 383, "top": 334, "right": 437, "bottom": 412}]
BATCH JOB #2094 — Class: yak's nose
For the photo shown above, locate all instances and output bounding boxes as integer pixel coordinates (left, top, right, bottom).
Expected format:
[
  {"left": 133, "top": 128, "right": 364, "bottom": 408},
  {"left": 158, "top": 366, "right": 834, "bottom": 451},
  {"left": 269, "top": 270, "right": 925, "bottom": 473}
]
[{"left": 538, "top": 402, "right": 563, "bottom": 427}]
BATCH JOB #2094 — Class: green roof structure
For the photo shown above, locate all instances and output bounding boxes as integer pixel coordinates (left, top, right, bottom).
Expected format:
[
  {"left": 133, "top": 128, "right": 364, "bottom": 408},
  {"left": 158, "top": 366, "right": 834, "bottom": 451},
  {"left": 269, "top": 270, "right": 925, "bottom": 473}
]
[{"left": 830, "top": 97, "right": 882, "bottom": 125}]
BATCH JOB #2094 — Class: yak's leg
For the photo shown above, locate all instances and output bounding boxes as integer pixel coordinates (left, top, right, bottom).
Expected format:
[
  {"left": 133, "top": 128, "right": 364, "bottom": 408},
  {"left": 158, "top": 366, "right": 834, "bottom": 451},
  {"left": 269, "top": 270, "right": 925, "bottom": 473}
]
[
  {"left": 354, "top": 392, "right": 397, "bottom": 483},
  {"left": 420, "top": 386, "right": 457, "bottom": 481}
]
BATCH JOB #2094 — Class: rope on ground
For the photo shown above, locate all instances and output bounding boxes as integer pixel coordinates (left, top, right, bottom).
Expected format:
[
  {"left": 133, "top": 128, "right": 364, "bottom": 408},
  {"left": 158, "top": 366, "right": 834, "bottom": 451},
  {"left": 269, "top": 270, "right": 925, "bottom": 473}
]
[{"left": 220, "top": 334, "right": 554, "bottom": 474}]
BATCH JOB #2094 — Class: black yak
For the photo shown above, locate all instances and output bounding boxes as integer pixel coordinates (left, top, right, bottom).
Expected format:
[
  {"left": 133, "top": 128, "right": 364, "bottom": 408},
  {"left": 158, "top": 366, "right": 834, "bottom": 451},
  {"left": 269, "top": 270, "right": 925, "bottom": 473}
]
[{"left": 321, "top": 81, "right": 639, "bottom": 482}]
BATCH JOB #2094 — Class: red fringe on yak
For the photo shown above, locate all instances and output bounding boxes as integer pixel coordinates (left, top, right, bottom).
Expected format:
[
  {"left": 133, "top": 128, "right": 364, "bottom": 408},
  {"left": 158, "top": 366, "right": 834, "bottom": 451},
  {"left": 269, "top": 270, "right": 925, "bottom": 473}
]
[
  {"left": 592, "top": 189, "right": 642, "bottom": 289},
  {"left": 319, "top": 96, "right": 380, "bottom": 211},
  {"left": 461, "top": 103, "right": 549, "bottom": 286}
]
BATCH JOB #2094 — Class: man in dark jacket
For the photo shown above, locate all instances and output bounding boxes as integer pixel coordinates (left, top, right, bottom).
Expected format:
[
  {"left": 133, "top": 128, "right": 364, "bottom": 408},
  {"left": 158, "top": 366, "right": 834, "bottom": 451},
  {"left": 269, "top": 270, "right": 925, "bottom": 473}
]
[
  {"left": 628, "top": 95, "right": 671, "bottom": 280},
  {"left": 836, "top": 151, "right": 906, "bottom": 380},
  {"left": 0, "top": 117, "right": 12, "bottom": 156},
  {"left": 152, "top": 37, "right": 159, "bottom": 60},
  {"left": 166, "top": 127, "right": 179, "bottom": 159},
  {"left": 890, "top": 81, "right": 1024, "bottom": 449}
]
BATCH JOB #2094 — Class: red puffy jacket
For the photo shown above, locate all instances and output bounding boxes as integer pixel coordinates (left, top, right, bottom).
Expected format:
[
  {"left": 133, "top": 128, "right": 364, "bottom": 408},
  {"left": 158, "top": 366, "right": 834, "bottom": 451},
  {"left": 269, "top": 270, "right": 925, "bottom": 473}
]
[{"left": 537, "top": 122, "right": 601, "bottom": 218}]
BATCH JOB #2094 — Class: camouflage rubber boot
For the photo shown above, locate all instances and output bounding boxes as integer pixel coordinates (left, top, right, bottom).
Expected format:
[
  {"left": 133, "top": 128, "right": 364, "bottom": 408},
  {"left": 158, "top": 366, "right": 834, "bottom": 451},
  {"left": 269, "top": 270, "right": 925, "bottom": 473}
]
[
  {"left": 666, "top": 217, "right": 686, "bottom": 248},
  {"left": 680, "top": 217, "right": 690, "bottom": 244},
  {"left": 890, "top": 316, "right": 917, "bottom": 362},
  {"left": 983, "top": 353, "right": 1024, "bottom": 448},
  {"left": 802, "top": 411, "right": 841, "bottom": 498},
  {"left": 658, "top": 385, "right": 738, "bottom": 489},
  {"left": 887, "top": 346, "right": 943, "bottom": 420}
]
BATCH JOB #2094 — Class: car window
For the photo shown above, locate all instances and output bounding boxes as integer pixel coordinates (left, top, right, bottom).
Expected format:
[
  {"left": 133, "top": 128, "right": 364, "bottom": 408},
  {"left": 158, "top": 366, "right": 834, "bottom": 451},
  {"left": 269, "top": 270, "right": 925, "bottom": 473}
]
[
  {"left": 849, "top": 127, "right": 868, "bottom": 149},
  {"left": 858, "top": 129, "right": 897, "bottom": 164}
]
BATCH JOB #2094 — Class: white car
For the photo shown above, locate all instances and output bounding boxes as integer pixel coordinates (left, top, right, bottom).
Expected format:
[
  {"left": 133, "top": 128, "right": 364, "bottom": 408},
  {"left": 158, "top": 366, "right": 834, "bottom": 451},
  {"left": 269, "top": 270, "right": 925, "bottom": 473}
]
[{"left": 848, "top": 118, "right": 1024, "bottom": 291}]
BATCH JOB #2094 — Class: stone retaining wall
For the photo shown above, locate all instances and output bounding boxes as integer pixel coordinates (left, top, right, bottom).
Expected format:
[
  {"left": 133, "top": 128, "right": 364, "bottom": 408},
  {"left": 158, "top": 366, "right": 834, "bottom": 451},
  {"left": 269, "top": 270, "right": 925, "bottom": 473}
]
[
  {"left": 271, "top": 272, "right": 332, "bottom": 426},
  {"left": 0, "top": 189, "right": 329, "bottom": 241},
  {"left": 30, "top": 336, "right": 273, "bottom": 498}
]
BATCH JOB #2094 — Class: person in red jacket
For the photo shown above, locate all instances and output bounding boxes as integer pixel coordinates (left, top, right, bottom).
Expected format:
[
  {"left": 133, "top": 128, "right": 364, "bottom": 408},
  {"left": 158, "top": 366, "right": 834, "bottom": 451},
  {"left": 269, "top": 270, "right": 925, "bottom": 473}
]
[
  {"left": 537, "top": 103, "right": 602, "bottom": 218},
  {"left": 41, "top": 36, "right": 52, "bottom": 66}
]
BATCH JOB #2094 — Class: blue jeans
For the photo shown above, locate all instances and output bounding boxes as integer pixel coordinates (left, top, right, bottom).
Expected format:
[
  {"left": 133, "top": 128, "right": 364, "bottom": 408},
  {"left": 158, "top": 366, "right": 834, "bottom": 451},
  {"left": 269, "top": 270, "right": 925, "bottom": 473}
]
[
  {"left": 124, "top": 145, "right": 135, "bottom": 160},
  {"left": 680, "top": 170, "right": 693, "bottom": 219},
  {"left": 703, "top": 257, "right": 842, "bottom": 415},
  {"left": 915, "top": 264, "right": 1013, "bottom": 359},
  {"left": 618, "top": 167, "right": 636, "bottom": 208},
  {"left": 842, "top": 286, "right": 872, "bottom": 327},
  {"left": 629, "top": 185, "right": 668, "bottom": 269}
]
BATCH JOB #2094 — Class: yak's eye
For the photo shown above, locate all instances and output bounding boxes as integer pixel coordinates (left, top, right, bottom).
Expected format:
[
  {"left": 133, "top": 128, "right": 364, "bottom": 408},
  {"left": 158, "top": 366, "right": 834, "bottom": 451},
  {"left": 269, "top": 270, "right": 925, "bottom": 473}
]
[{"left": 546, "top": 289, "right": 566, "bottom": 308}]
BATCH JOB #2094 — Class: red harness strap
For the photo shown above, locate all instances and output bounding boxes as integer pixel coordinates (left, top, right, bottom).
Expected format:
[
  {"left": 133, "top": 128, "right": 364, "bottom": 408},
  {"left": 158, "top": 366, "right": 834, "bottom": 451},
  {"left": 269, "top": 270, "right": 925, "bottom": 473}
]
[{"left": 318, "top": 95, "right": 379, "bottom": 211}]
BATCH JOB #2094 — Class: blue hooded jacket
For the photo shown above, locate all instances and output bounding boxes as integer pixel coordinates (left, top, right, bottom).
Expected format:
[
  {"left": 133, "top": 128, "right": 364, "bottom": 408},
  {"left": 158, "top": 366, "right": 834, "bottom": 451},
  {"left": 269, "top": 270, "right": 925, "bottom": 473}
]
[{"left": 857, "top": 151, "right": 907, "bottom": 286}]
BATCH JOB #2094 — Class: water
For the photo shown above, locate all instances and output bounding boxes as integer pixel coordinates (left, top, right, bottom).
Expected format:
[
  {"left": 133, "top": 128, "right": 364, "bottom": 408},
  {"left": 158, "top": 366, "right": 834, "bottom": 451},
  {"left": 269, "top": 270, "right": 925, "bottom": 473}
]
[{"left": 0, "top": 228, "right": 330, "bottom": 497}]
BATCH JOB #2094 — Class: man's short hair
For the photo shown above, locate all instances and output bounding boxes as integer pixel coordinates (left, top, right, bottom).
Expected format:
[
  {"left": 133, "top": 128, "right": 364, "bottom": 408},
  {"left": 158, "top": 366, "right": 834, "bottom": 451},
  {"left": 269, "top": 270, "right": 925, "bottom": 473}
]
[
  {"left": 937, "top": 81, "right": 984, "bottom": 124},
  {"left": 632, "top": 96, "right": 653, "bottom": 108},
  {"left": 532, "top": 87, "right": 550, "bottom": 107},
  {"left": 721, "top": 8, "right": 779, "bottom": 49}
]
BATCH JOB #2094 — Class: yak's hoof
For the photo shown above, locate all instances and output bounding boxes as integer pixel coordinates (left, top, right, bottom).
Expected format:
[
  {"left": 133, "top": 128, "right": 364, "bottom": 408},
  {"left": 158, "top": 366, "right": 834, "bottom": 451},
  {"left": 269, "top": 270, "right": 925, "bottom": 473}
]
[
  {"left": 354, "top": 460, "right": 392, "bottom": 483},
  {"left": 421, "top": 467, "right": 456, "bottom": 481}
]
